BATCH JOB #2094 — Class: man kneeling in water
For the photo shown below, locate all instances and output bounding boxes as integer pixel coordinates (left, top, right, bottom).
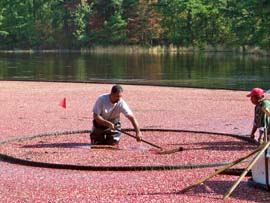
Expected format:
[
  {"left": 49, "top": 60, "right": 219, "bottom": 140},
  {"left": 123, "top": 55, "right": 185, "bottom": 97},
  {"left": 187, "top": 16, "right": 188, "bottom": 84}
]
[{"left": 90, "top": 85, "right": 142, "bottom": 145}]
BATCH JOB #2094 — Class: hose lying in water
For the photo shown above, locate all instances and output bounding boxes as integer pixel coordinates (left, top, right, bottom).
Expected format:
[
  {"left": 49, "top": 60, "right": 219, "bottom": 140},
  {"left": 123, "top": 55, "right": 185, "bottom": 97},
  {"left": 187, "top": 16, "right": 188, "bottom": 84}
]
[{"left": 0, "top": 128, "right": 257, "bottom": 171}]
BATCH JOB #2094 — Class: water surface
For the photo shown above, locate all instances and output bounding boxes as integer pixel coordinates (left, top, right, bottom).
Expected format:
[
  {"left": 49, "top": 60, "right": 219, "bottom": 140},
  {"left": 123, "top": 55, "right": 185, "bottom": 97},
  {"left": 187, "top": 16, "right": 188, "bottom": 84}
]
[{"left": 0, "top": 52, "right": 269, "bottom": 90}]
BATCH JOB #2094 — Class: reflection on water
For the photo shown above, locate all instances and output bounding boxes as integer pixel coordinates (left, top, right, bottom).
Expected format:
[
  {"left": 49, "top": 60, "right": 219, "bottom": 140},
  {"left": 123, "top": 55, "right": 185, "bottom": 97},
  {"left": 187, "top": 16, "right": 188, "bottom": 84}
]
[
  {"left": 0, "top": 52, "right": 269, "bottom": 90},
  {"left": 124, "top": 145, "right": 150, "bottom": 152}
]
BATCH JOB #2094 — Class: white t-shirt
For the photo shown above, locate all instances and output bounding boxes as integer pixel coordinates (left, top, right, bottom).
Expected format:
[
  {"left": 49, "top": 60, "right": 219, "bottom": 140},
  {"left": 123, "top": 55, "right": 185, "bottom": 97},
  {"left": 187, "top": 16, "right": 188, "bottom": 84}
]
[{"left": 92, "top": 94, "right": 133, "bottom": 122}]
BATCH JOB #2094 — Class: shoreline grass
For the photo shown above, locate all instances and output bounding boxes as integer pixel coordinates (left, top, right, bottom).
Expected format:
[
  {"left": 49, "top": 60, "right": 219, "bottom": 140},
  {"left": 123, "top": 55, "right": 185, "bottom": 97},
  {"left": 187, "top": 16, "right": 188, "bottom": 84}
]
[{"left": 0, "top": 45, "right": 269, "bottom": 56}]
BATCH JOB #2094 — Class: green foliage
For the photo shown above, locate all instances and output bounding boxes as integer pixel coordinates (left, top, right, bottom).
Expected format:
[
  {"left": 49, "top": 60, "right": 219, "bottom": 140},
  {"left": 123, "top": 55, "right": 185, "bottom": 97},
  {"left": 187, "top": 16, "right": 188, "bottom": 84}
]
[
  {"left": 103, "top": 12, "right": 127, "bottom": 44},
  {"left": 122, "top": 0, "right": 162, "bottom": 45},
  {"left": 0, "top": 0, "right": 270, "bottom": 50},
  {"left": 70, "top": 0, "right": 92, "bottom": 46},
  {"left": 157, "top": 0, "right": 232, "bottom": 48},
  {"left": 0, "top": 8, "right": 9, "bottom": 38}
]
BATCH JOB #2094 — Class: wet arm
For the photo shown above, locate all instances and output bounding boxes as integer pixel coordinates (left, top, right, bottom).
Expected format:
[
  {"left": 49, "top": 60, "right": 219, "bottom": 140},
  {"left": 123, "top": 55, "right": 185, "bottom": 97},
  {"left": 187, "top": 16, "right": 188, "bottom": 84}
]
[
  {"left": 262, "top": 107, "right": 270, "bottom": 117},
  {"left": 250, "top": 125, "right": 257, "bottom": 139},
  {"left": 93, "top": 113, "right": 114, "bottom": 129},
  {"left": 126, "top": 114, "right": 142, "bottom": 141}
]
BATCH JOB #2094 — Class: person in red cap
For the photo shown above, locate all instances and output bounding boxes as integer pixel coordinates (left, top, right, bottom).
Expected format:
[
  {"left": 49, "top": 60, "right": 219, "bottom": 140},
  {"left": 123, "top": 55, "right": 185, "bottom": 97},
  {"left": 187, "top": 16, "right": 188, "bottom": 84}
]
[
  {"left": 247, "top": 87, "right": 270, "bottom": 143},
  {"left": 90, "top": 85, "right": 142, "bottom": 146}
]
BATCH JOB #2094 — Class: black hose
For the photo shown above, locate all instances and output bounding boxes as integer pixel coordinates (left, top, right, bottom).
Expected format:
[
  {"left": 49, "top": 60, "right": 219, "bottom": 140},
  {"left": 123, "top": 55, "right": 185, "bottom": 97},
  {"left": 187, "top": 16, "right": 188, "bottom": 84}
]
[
  {"left": 0, "top": 128, "right": 257, "bottom": 171},
  {"left": 217, "top": 168, "right": 252, "bottom": 177},
  {"left": 0, "top": 153, "right": 234, "bottom": 171}
]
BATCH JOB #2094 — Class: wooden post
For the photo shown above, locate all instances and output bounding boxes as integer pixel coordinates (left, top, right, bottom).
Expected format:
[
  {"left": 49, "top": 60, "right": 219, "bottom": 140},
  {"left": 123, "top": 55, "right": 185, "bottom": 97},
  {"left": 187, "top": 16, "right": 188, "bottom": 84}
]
[
  {"left": 180, "top": 144, "right": 264, "bottom": 193},
  {"left": 223, "top": 141, "right": 270, "bottom": 200}
]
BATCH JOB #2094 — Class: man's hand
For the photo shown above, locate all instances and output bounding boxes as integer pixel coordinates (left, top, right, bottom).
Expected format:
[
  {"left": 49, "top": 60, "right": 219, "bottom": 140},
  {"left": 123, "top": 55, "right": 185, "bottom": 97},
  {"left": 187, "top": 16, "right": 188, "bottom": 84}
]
[
  {"left": 136, "top": 131, "right": 142, "bottom": 142},
  {"left": 108, "top": 122, "right": 115, "bottom": 130},
  {"left": 126, "top": 114, "right": 142, "bottom": 142},
  {"left": 94, "top": 113, "right": 115, "bottom": 130}
]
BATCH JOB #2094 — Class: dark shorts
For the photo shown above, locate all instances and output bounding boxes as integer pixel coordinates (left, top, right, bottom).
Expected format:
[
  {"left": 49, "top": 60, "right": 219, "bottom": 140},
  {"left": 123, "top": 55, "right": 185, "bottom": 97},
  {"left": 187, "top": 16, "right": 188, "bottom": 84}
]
[{"left": 90, "top": 120, "right": 121, "bottom": 145}]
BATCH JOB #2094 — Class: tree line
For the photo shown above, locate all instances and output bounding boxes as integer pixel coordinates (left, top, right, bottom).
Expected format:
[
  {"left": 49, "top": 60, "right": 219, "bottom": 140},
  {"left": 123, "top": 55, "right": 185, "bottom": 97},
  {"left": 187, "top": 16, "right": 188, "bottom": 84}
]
[{"left": 0, "top": 0, "right": 270, "bottom": 50}]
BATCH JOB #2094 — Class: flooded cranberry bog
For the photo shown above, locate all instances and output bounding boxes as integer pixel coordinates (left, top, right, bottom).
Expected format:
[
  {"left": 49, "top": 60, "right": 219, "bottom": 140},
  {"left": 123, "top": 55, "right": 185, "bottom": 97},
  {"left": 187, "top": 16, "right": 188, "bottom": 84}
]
[
  {"left": 0, "top": 81, "right": 269, "bottom": 202},
  {"left": 0, "top": 129, "right": 257, "bottom": 169}
]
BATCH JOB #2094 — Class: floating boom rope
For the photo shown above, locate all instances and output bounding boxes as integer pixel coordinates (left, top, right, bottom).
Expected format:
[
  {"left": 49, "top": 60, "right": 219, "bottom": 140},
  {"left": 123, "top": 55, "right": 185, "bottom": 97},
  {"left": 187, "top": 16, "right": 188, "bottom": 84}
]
[{"left": 0, "top": 128, "right": 257, "bottom": 171}]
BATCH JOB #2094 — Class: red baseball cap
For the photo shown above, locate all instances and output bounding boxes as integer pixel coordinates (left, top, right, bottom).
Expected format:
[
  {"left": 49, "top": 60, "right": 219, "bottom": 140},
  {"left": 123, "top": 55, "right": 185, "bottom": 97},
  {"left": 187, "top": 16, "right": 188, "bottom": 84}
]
[{"left": 246, "top": 88, "right": 264, "bottom": 97}]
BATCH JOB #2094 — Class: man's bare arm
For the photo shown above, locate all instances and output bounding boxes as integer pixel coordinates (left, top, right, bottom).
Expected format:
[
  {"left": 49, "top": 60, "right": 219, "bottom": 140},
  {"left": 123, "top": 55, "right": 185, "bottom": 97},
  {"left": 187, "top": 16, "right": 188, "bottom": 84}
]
[
  {"left": 126, "top": 114, "right": 142, "bottom": 141},
  {"left": 93, "top": 113, "right": 114, "bottom": 129},
  {"left": 262, "top": 107, "right": 270, "bottom": 117}
]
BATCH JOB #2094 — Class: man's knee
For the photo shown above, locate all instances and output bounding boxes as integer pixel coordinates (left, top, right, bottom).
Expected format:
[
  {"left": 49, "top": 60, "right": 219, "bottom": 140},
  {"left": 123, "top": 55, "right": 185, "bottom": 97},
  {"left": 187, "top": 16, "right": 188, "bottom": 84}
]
[
  {"left": 106, "top": 131, "right": 121, "bottom": 145},
  {"left": 90, "top": 128, "right": 106, "bottom": 145}
]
